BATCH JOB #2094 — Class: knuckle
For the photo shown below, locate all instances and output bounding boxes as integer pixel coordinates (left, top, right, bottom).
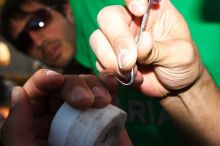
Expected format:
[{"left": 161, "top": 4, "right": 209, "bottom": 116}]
[
  {"left": 97, "top": 6, "right": 125, "bottom": 27},
  {"left": 97, "top": 6, "right": 112, "bottom": 25},
  {"left": 89, "top": 29, "right": 100, "bottom": 48}
]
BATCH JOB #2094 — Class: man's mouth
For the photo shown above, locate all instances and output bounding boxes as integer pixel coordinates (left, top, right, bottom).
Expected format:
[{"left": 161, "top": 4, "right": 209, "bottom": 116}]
[{"left": 43, "top": 41, "right": 61, "bottom": 62}]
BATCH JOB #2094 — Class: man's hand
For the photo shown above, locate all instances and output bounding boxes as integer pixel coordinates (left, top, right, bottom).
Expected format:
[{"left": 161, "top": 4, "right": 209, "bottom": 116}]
[
  {"left": 90, "top": 0, "right": 202, "bottom": 97},
  {"left": 90, "top": 1, "right": 220, "bottom": 145},
  {"left": 0, "top": 69, "right": 123, "bottom": 146}
]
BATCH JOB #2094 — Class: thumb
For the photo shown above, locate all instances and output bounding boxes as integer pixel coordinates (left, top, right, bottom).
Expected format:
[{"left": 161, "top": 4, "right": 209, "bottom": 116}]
[
  {"left": 138, "top": 31, "right": 194, "bottom": 67},
  {"left": 137, "top": 32, "right": 199, "bottom": 95},
  {"left": 1, "top": 87, "right": 36, "bottom": 146}
]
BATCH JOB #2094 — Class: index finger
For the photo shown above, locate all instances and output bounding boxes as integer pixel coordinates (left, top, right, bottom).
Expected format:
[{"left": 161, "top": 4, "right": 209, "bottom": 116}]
[{"left": 97, "top": 6, "right": 137, "bottom": 72}]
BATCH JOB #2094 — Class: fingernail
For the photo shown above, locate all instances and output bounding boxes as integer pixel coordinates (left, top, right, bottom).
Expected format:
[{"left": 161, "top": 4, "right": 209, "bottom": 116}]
[
  {"left": 72, "top": 87, "right": 88, "bottom": 102},
  {"left": 103, "top": 74, "right": 115, "bottom": 81},
  {"left": 102, "top": 71, "right": 114, "bottom": 78},
  {"left": 117, "top": 49, "right": 131, "bottom": 69},
  {"left": 92, "top": 86, "right": 106, "bottom": 98},
  {"left": 46, "top": 70, "right": 61, "bottom": 77},
  {"left": 11, "top": 87, "right": 20, "bottom": 107},
  {"left": 129, "top": 1, "right": 145, "bottom": 16},
  {"left": 100, "top": 73, "right": 116, "bottom": 85},
  {"left": 71, "top": 87, "right": 94, "bottom": 109}
]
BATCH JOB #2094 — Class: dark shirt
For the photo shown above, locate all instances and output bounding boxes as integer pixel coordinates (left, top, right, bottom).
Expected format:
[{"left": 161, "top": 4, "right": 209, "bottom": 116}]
[
  {"left": 63, "top": 59, "right": 91, "bottom": 75},
  {"left": 0, "top": 77, "right": 7, "bottom": 105}
]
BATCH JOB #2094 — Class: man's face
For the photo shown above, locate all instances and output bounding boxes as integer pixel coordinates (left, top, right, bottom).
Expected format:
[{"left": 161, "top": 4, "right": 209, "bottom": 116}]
[{"left": 10, "top": 2, "right": 75, "bottom": 67}]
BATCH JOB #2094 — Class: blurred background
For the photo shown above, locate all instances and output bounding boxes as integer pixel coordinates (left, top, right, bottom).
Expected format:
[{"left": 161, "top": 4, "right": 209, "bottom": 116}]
[
  {"left": 0, "top": 0, "right": 34, "bottom": 77},
  {"left": 0, "top": 0, "right": 35, "bottom": 120}
]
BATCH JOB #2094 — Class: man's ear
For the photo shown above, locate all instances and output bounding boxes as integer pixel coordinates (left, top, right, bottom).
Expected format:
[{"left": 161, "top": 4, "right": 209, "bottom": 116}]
[{"left": 63, "top": 4, "right": 74, "bottom": 24}]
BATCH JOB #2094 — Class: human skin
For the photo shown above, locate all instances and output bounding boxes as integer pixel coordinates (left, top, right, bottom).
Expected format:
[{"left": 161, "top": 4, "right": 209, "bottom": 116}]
[
  {"left": 0, "top": 69, "right": 134, "bottom": 146},
  {"left": 90, "top": 0, "right": 220, "bottom": 145},
  {"left": 9, "top": 1, "right": 75, "bottom": 67}
]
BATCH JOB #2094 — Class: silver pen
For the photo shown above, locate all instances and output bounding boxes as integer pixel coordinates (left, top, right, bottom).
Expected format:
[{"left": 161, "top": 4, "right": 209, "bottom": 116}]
[{"left": 137, "top": 0, "right": 152, "bottom": 43}]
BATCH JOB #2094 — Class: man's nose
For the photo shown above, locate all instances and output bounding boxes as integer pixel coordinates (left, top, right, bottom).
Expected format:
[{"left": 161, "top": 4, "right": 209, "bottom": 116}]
[{"left": 28, "top": 31, "right": 45, "bottom": 47}]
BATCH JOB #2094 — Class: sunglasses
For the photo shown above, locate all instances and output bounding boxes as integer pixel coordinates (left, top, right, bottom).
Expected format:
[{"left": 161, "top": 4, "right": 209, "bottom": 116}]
[{"left": 13, "top": 7, "right": 54, "bottom": 54}]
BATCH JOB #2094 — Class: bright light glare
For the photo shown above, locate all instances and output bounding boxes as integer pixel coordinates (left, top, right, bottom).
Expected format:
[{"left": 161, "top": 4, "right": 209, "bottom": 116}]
[
  {"left": 39, "top": 22, "right": 45, "bottom": 27},
  {"left": 0, "top": 42, "right": 11, "bottom": 66}
]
